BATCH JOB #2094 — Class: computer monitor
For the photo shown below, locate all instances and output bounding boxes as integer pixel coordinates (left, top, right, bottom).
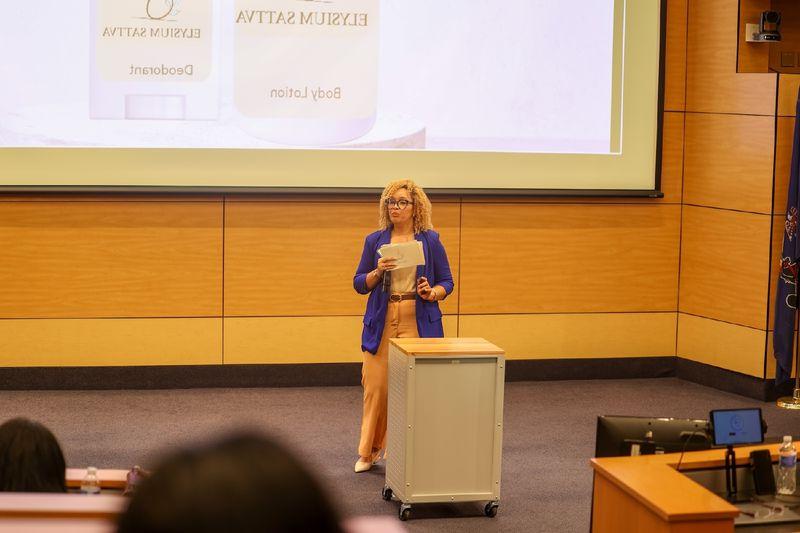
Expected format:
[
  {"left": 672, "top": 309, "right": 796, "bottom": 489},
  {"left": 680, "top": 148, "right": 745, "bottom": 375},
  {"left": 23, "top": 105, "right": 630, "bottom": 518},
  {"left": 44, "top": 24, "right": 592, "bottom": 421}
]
[{"left": 595, "top": 415, "right": 712, "bottom": 458}]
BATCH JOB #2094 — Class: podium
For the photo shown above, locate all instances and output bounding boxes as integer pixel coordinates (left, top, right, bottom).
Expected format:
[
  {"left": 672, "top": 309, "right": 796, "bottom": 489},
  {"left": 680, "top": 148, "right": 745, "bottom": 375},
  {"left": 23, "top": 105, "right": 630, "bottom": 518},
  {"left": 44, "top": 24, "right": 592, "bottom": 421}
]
[{"left": 382, "top": 337, "right": 505, "bottom": 521}]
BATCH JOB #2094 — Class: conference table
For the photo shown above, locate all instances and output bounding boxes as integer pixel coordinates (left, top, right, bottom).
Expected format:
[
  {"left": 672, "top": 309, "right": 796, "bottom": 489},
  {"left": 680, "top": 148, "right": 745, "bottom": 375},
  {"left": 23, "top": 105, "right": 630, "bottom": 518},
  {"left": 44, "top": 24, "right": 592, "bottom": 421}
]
[
  {"left": 0, "top": 469, "right": 129, "bottom": 532},
  {"left": 0, "top": 468, "right": 403, "bottom": 533},
  {"left": 590, "top": 443, "right": 793, "bottom": 532},
  {"left": 65, "top": 469, "right": 128, "bottom": 491}
]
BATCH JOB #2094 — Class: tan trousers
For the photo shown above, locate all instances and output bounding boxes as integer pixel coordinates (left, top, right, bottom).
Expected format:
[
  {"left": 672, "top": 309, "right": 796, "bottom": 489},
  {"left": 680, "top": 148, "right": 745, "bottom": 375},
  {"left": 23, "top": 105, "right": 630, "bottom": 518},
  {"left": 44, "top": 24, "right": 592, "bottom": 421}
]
[{"left": 358, "top": 298, "right": 419, "bottom": 457}]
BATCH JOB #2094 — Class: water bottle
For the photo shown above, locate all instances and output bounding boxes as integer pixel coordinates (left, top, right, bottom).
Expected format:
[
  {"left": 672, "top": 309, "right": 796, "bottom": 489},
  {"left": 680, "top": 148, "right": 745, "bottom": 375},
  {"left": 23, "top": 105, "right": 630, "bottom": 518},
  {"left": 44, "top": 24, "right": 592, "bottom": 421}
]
[
  {"left": 778, "top": 436, "right": 797, "bottom": 495},
  {"left": 80, "top": 467, "right": 101, "bottom": 495},
  {"left": 123, "top": 465, "right": 144, "bottom": 496}
]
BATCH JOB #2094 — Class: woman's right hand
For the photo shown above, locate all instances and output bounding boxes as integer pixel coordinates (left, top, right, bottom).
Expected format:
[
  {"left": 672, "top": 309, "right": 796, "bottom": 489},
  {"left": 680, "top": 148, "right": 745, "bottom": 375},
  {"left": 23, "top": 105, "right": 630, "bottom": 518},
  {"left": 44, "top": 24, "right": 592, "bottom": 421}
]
[{"left": 377, "top": 257, "right": 397, "bottom": 273}]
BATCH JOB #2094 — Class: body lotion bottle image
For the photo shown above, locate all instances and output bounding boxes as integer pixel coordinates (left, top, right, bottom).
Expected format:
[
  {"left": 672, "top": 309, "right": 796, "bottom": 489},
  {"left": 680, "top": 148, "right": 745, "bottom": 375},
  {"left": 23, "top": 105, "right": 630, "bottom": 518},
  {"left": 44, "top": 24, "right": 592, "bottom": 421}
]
[
  {"left": 234, "top": 0, "right": 379, "bottom": 145},
  {"left": 90, "top": 0, "right": 220, "bottom": 120}
]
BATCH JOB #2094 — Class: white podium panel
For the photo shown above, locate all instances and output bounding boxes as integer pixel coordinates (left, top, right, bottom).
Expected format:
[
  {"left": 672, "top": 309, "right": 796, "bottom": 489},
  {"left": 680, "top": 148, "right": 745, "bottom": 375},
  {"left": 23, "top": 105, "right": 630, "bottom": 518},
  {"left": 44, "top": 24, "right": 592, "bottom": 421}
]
[{"left": 385, "top": 338, "right": 505, "bottom": 521}]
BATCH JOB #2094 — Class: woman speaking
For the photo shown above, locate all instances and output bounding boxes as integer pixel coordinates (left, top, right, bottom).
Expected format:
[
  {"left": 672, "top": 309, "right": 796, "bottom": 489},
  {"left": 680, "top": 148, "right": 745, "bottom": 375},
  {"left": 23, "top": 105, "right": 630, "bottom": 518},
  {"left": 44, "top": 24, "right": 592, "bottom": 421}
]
[{"left": 352, "top": 179, "right": 454, "bottom": 473}]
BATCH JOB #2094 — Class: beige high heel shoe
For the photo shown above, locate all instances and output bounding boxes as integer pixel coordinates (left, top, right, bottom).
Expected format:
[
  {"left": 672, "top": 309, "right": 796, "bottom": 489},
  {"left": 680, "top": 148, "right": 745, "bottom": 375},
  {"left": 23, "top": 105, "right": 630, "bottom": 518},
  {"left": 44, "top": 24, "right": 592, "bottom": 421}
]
[{"left": 354, "top": 450, "right": 382, "bottom": 473}]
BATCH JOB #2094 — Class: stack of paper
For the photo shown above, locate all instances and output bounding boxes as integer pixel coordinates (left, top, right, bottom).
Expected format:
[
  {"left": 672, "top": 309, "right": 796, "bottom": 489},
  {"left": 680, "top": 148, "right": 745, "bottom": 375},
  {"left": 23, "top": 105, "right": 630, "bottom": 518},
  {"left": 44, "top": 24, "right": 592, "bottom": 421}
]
[{"left": 377, "top": 240, "right": 426, "bottom": 269}]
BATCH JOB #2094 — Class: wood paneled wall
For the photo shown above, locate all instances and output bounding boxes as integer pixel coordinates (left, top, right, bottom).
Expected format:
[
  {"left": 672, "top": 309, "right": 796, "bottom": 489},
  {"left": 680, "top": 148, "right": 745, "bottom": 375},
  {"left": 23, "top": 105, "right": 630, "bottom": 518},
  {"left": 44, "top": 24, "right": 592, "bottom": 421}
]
[
  {"left": 0, "top": 194, "right": 681, "bottom": 366},
  {"left": 678, "top": 0, "right": 792, "bottom": 380},
  {"left": 0, "top": 0, "right": 789, "bottom": 380}
]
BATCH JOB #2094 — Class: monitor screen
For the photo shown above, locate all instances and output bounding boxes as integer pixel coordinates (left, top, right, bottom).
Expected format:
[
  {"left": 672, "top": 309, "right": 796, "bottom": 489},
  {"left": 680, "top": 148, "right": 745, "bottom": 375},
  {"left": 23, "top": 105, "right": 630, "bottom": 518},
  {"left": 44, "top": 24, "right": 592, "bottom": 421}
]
[
  {"left": 709, "top": 409, "right": 764, "bottom": 446},
  {"left": 595, "top": 416, "right": 711, "bottom": 458}
]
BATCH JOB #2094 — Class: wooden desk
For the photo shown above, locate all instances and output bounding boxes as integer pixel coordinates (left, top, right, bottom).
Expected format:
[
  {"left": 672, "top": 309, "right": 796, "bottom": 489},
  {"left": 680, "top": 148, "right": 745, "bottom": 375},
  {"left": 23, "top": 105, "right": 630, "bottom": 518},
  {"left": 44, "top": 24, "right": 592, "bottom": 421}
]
[
  {"left": 65, "top": 469, "right": 128, "bottom": 491},
  {"left": 0, "top": 493, "right": 125, "bottom": 532},
  {"left": 590, "top": 444, "right": 782, "bottom": 532},
  {"left": 0, "top": 469, "right": 129, "bottom": 531},
  {"left": 0, "top": 492, "right": 398, "bottom": 533}
]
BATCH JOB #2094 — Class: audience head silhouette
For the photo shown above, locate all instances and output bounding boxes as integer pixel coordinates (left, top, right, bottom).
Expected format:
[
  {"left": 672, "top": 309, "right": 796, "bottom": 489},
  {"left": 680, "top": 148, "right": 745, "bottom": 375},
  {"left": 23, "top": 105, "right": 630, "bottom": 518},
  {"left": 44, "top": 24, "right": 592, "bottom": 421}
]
[
  {"left": 0, "top": 417, "right": 66, "bottom": 493},
  {"left": 117, "top": 432, "right": 344, "bottom": 533}
]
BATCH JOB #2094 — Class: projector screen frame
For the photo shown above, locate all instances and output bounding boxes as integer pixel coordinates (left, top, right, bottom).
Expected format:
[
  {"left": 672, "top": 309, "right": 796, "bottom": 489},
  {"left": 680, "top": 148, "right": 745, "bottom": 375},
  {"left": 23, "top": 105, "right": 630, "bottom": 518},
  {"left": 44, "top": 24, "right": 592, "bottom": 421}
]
[
  {"left": 0, "top": 185, "right": 664, "bottom": 198},
  {"left": 0, "top": 0, "right": 666, "bottom": 198}
]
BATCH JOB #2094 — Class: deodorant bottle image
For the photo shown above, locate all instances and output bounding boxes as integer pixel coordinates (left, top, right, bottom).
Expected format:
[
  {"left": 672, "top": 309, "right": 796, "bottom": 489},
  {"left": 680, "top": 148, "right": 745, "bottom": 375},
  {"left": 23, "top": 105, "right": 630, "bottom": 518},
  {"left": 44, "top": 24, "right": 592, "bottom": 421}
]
[
  {"left": 90, "top": 0, "right": 220, "bottom": 120},
  {"left": 233, "top": 0, "right": 379, "bottom": 145}
]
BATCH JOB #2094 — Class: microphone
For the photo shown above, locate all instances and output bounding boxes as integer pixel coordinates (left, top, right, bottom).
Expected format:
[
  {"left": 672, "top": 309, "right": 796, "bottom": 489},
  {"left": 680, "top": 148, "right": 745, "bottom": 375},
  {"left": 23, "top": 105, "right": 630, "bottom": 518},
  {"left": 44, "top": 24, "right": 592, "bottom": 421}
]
[{"left": 382, "top": 270, "right": 391, "bottom": 293}]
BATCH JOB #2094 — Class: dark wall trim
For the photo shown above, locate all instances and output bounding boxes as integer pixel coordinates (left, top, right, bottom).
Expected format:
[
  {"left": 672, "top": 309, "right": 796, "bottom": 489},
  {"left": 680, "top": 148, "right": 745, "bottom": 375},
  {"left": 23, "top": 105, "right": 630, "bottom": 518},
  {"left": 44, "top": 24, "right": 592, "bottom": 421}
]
[
  {"left": 0, "top": 358, "right": 780, "bottom": 401},
  {"left": 675, "top": 358, "right": 785, "bottom": 402},
  {"left": 0, "top": 364, "right": 362, "bottom": 391},
  {"left": 506, "top": 357, "right": 676, "bottom": 381},
  {"left": 0, "top": 357, "right": 674, "bottom": 391}
]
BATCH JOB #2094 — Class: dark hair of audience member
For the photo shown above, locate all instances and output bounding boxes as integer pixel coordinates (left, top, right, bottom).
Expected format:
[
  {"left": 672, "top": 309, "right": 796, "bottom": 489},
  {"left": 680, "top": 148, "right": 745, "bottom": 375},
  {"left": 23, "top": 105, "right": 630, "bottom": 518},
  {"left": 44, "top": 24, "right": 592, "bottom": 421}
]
[
  {"left": 0, "top": 417, "right": 66, "bottom": 493},
  {"left": 117, "top": 432, "right": 344, "bottom": 533}
]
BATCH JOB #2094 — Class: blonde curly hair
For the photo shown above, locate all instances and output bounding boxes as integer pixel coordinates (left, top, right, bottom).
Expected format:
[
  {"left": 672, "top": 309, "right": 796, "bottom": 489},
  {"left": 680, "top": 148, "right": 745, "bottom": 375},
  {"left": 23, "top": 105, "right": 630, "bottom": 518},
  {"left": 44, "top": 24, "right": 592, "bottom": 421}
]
[{"left": 378, "top": 179, "right": 433, "bottom": 234}]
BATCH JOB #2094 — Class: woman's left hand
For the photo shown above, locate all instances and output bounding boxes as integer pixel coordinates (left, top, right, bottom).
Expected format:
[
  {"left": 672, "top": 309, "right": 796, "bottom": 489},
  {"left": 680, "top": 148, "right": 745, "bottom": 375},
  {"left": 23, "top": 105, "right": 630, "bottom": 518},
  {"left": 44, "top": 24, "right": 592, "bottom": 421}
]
[{"left": 417, "top": 277, "right": 435, "bottom": 301}]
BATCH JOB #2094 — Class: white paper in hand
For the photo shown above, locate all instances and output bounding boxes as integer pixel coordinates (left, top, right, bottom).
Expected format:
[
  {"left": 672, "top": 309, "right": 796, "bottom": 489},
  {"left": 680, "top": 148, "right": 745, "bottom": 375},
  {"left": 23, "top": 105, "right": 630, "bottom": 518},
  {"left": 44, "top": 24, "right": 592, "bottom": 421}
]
[{"left": 377, "top": 240, "right": 425, "bottom": 269}]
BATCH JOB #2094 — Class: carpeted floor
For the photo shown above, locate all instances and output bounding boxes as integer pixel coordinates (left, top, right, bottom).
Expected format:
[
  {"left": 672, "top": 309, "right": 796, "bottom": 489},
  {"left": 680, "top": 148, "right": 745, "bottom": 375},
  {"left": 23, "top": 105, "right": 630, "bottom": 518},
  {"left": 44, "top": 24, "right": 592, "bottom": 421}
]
[{"left": 1, "top": 378, "right": 798, "bottom": 532}]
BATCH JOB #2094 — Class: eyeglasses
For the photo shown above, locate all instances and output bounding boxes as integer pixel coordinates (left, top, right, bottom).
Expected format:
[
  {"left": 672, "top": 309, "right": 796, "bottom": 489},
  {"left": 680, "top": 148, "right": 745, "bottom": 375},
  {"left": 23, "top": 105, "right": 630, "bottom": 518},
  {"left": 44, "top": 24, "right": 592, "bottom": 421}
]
[{"left": 385, "top": 199, "right": 414, "bottom": 210}]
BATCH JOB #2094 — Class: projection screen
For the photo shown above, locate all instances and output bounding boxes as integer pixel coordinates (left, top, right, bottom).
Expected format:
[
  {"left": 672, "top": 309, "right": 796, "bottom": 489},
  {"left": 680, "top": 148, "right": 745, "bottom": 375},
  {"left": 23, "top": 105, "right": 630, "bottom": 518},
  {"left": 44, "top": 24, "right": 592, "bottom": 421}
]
[{"left": 0, "top": 0, "right": 663, "bottom": 193}]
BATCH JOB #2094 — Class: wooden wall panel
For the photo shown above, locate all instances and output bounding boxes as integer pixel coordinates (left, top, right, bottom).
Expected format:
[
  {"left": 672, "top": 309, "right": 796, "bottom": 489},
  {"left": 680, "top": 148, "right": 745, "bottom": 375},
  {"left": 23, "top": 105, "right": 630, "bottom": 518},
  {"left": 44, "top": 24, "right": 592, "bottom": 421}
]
[
  {"left": 0, "top": 202, "right": 222, "bottom": 319},
  {"left": 224, "top": 315, "right": 458, "bottom": 364},
  {"left": 661, "top": 112, "right": 685, "bottom": 203},
  {"left": 686, "top": 0, "right": 776, "bottom": 115},
  {"left": 459, "top": 204, "right": 680, "bottom": 314},
  {"left": 677, "top": 313, "right": 766, "bottom": 377},
  {"left": 683, "top": 113, "right": 774, "bottom": 213},
  {"left": 225, "top": 316, "right": 363, "bottom": 364},
  {"left": 664, "top": 0, "right": 688, "bottom": 111},
  {"left": 459, "top": 313, "right": 676, "bottom": 360},
  {"left": 224, "top": 201, "right": 460, "bottom": 317},
  {"left": 0, "top": 194, "right": 223, "bottom": 203},
  {"left": 778, "top": 75, "right": 800, "bottom": 117},
  {"left": 774, "top": 117, "right": 794, "bottom": 215},
  {"left": 0, "top": 318, "right": 221, "bottom": 366},
  {"left": 679, "top": 207, "right": 771, "bottom": 329},
  {"left": 225, "top": 201, "right": 372, "bottom": 317}
]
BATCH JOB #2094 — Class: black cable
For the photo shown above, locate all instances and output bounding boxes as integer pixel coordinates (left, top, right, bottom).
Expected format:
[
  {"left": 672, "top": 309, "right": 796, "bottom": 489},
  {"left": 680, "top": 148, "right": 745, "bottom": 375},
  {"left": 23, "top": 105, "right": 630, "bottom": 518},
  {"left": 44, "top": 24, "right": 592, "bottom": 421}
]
[{"left": 675, "top": 430, "right": 706, "bottom": 472}]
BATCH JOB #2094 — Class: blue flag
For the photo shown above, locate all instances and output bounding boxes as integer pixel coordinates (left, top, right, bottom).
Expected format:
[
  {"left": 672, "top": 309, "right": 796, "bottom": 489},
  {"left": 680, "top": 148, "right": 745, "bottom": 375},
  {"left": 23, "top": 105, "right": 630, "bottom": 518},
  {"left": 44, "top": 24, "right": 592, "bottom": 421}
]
[{"left": 773, "top": 92, "right": 800, "bottom": 386}]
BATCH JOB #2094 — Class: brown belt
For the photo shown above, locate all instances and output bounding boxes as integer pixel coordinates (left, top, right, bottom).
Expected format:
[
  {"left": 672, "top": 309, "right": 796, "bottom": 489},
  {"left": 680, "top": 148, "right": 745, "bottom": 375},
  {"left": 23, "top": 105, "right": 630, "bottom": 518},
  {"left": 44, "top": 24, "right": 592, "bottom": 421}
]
[{"left": 389, "top": 292, "right": 416, "bottom": 302}]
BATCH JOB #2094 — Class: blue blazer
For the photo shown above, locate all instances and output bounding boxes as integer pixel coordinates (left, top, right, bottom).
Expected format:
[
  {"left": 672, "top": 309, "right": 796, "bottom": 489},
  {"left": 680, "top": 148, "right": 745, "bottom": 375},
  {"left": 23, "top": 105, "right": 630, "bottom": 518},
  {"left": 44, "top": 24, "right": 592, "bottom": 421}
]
[{"left": 353, "top": 229, "right": 454, "bottom": 354}]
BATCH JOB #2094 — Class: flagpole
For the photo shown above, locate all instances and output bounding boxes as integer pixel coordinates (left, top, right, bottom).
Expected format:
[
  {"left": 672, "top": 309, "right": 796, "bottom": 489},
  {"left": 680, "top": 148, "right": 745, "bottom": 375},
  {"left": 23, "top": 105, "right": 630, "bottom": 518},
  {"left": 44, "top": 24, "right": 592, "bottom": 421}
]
[{"left": 777, "top": 279, "right": 800, "bottom": 409}]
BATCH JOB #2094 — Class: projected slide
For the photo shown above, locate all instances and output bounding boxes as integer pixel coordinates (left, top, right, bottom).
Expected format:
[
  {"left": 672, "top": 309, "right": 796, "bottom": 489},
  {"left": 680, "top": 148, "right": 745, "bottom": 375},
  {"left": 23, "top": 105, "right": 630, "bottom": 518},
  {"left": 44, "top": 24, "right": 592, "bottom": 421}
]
[{"left": 0, "top": 0, "right": 620, "bottom": 154}]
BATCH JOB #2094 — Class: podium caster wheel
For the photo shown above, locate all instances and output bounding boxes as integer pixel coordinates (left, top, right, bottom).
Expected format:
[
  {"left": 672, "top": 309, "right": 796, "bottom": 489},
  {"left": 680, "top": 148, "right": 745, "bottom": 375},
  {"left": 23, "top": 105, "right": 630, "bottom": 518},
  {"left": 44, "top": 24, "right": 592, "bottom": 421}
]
[
  {"left": 484, "top": 502, "right": 499, "bottom": 518},
  {"left": 399, "top": 504, "right": 411, "bottom": 521},
  {"left": 382, "top": 486, "right": 393, "bottom": 501}
]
